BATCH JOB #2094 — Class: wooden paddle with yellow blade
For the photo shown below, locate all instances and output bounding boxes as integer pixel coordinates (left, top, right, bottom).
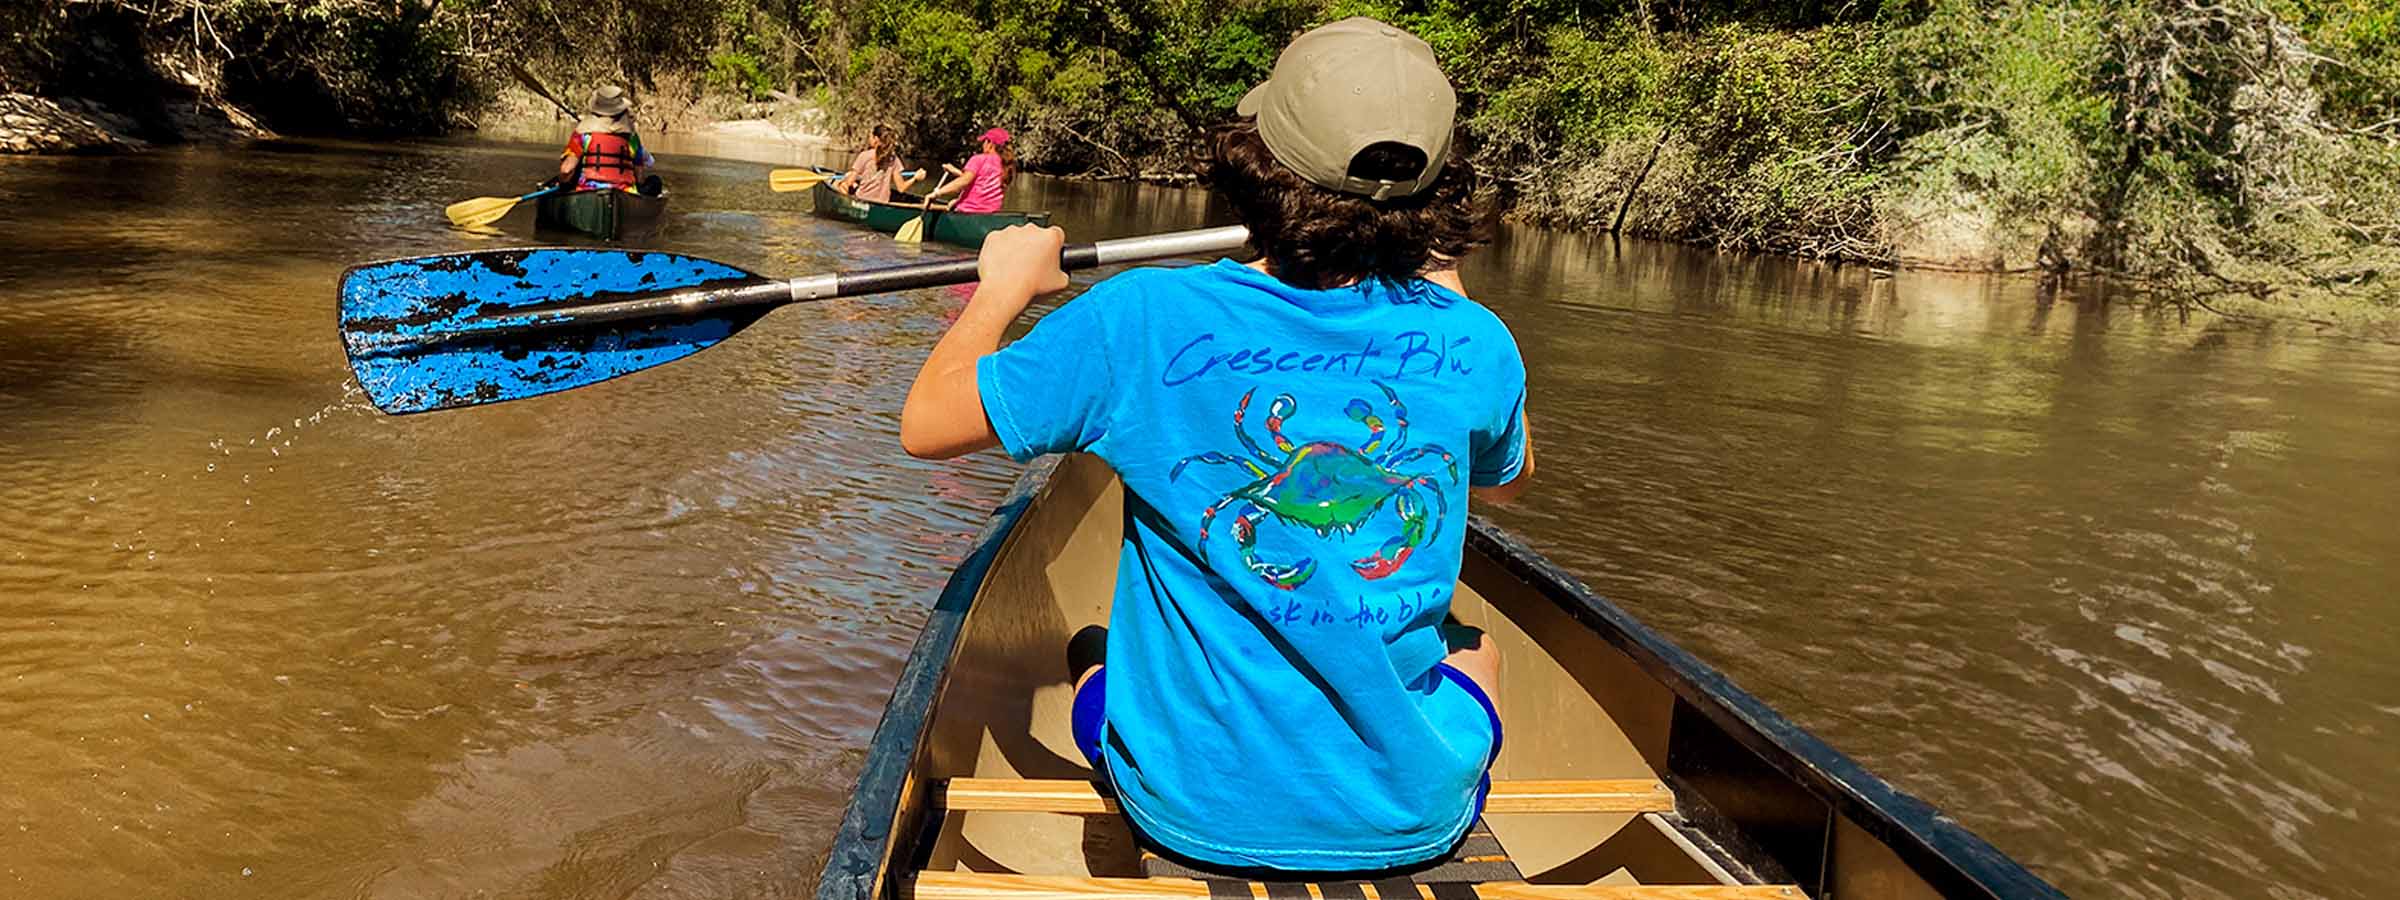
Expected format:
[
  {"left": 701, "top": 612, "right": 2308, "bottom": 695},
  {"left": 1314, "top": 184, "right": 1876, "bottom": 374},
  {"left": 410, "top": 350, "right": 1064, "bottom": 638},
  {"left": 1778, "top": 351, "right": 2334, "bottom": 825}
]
[
  {"left": 893, "top": 206, "right": 936, "bottom": 244},
  {"left": 895, "top": 172, "right": 956, "bottom": 244},
  {"left": 769, "top": 168, "right": 841, "bottom": 193},
  {"left": 443, "top": 185, "right": 561, "bottom": 229}
]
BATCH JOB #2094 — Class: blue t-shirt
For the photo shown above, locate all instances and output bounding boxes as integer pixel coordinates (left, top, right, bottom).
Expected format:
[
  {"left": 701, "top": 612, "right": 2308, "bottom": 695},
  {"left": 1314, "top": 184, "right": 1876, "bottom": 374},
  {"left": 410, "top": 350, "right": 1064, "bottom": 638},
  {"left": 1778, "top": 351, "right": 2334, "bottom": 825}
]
[{"left": 977, "top": 259, "right": 1528, "bottom": 871}]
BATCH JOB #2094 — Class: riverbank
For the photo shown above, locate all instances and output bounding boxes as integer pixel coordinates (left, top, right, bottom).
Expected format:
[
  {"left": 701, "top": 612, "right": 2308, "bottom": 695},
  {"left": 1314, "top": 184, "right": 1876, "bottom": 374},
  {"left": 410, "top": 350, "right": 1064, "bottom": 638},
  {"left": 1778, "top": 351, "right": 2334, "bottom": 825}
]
[
  {"left": 796, "top": 0, "right": 2398, "bottom": 323},
  {"left": 0, "top": 41, "right": 268, "bottom": 154},
  {"left": 14, "top": 78, "right": 2394, "bottom": 335},
  {"left": 470, "top": 85, "right": 839, "bottom": 167},
  {"left": 6, "top": 0, "right": 2391, "bottom": 329},
  {"left": 0, "top": 91, "right": 266, "bottom": 153},
  {"left": 0, "top": 0, "right": 467, "bottom": 153},
  {"left": 544, "top": 94, "right": 2400, "bottom": 333}
]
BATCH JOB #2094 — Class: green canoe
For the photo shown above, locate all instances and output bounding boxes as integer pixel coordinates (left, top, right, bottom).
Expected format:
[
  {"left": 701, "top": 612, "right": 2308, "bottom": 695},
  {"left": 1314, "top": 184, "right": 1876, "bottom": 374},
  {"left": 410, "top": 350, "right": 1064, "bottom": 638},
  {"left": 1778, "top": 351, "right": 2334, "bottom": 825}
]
[
  {"left": 806, "top": 168, "right": 1049, "bottom": 249},
  {"left": 534, "top": 188, "right": 667, "bottom": 242}
]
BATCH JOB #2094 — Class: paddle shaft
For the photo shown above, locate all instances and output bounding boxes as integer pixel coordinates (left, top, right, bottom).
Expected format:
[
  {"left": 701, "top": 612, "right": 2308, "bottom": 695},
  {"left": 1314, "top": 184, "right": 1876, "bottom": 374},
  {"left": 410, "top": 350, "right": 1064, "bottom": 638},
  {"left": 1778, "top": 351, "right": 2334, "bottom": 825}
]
[
  {"left": 769, "top": 168, "right": 925, "bottom": 191},
  {"left": 373, "top": 226, "right": 1250, "bottom": 352}
]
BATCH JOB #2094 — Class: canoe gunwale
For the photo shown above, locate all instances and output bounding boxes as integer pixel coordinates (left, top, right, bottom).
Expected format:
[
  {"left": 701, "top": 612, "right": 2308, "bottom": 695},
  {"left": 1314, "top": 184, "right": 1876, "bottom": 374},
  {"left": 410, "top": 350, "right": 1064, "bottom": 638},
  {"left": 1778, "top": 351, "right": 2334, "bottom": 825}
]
[
  {"left": 804, "top": 166, "right": 1053, "bottom": 247},
  {"left": 811, "top": 182, "right": 1054, "bottom": 225},
  {"left": 819, "top": 456, "right": 1065, "bottom": 900},
  {"left": 533, "top": 188, "right": 667, "bottom": 241},
  {"left": 1460, "top": 521, "right": 2064, "bottom": 900},
  {"left": 817, "top": 459, "right": 2063, "bottom": 900}
]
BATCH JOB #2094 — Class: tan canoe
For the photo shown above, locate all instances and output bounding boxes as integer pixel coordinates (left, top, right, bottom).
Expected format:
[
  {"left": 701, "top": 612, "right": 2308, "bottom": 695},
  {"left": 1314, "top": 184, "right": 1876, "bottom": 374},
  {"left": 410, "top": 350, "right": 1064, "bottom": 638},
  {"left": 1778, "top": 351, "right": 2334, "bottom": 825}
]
[{"left": 816, "top": 454, "right": 2060, "bottom": 900}]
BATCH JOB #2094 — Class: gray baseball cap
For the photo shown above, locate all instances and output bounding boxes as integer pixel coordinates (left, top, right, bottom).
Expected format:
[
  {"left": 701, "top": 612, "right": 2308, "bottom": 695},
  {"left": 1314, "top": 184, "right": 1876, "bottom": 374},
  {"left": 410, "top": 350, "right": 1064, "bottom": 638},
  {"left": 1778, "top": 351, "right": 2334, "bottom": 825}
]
[{"left": 1236, "top": 17, "right": 1458, "bottom": 200}]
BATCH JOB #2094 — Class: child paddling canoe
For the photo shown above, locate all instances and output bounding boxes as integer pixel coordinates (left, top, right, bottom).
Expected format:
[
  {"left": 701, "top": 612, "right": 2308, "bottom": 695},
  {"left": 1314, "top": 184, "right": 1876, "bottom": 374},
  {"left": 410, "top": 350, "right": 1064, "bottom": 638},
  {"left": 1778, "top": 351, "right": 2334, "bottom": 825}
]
[
  {"left": 918, "top": 127, "right": 1015, "bottom": 214},
  {"left": 837, "top": 124, "right": 923, "bottom": 203},
  {"left": 900, "top": 17, "right": 1534, "bottom": 873},
  {"left": 556, "top": 85, "right": 658, "bottom": 194}
]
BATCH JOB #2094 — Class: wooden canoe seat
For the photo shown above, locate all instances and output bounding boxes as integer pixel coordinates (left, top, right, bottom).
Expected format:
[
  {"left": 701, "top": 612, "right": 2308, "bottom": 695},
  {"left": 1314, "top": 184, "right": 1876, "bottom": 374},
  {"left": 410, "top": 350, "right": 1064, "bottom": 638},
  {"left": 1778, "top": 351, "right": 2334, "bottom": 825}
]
[
  {"left": 903, "top": 873, "right": 1802, "bottom": 900},
  {"left": 914, "top": 781, "right": 1782, "bottom": 899},
  {"left": 936, "top": 779, "right": 1675, "bottom": 816},
  {"left": 1138, "top": 815, "right": 1522, "bottom": 883}
]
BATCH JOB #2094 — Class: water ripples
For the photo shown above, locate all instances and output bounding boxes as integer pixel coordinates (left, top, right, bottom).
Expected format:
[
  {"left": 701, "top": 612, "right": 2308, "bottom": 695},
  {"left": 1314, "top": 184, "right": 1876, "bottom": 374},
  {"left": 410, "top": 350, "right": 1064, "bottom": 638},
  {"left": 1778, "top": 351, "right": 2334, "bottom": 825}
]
[
  {"left": 4, "top": 139, "right": 2397, "bottom": 899},
  {"left": 0, "top": 141, "right": 1025, "bottom": 898}
]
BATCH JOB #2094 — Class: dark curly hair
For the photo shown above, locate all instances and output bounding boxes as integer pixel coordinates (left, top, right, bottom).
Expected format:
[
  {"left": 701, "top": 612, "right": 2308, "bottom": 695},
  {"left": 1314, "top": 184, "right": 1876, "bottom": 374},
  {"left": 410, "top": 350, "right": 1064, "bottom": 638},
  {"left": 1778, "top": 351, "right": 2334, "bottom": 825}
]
[{"left": 1198, "top": 121, "right": 1492, "bottom": 290}]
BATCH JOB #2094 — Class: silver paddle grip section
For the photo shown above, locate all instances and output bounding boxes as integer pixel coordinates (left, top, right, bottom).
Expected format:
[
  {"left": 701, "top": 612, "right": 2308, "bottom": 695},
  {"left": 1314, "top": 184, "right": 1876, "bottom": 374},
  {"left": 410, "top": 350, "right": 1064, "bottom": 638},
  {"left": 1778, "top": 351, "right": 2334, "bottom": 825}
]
[
  {"left": 787, "top": 273, "right": 841, "bottom": 301},
  {"left": 1089, "top": 226, "right": 1250, "bottom": 266},
  {"left": 452, "top": 225, "right": 1257, "bottom": 345}
]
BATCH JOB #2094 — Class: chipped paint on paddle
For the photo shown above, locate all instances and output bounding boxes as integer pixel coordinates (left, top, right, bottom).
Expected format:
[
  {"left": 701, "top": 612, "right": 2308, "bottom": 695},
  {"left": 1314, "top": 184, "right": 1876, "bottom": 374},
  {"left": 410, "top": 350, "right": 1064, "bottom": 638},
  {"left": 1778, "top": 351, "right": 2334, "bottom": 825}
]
[
  {"left": 335, "top": 226, "right": 1251, "bottom": 417},
  {"left": 338, "top": 247, "right": 768, "bottom": 414}
]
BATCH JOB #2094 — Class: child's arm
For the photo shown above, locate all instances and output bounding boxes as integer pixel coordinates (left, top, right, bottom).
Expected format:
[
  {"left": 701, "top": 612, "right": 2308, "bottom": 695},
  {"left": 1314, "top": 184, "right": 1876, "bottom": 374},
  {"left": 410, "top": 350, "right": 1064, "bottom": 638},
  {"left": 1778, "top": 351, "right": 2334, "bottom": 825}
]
[
  {"left": 919, "top": 169, "right": 970, "bottom": 206},
  {"left": 900, "top": 225, "right": 1070, "bottom": 458},
  {"left": 1423, "top": 263, "right": 1534, "bottom": 502},
  {"left": 1470, "top": 411, "right": 1535, "bottom": 504}
]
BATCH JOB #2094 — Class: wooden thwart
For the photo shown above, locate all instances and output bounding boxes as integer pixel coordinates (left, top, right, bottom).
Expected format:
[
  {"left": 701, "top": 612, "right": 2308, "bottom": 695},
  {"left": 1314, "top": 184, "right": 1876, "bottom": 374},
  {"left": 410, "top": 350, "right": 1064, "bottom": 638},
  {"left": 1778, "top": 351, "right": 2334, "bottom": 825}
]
[
  {"left": 936, "top": 779, "right": 1674, "bottom": 815},
  {"left": 903, "top": 873, "right": 1799, "bottom": 900}
]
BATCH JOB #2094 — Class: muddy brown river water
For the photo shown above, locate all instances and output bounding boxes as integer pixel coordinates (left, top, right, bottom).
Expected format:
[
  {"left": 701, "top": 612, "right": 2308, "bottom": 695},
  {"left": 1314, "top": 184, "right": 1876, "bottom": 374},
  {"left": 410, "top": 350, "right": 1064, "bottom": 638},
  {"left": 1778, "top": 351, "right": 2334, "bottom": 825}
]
[{"left": 1, "top": 138, "right": 2395, "bottom": 899}]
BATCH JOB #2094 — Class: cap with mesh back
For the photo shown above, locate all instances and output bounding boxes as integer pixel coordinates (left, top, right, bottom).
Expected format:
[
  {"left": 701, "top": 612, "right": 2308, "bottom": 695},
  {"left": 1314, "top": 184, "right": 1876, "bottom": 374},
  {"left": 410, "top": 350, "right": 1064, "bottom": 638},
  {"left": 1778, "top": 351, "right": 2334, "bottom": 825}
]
[{"left": 1235, "top": 17, "right": 1457, "bottom": 200}]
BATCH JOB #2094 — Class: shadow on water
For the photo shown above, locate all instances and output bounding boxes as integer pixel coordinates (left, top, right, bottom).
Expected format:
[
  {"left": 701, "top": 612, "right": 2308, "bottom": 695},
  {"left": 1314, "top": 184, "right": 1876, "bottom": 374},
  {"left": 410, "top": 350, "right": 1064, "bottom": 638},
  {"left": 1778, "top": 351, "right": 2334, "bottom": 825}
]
[
  {"left": 0, "top": 306, "right": 147, "bottom": 418},
  {"left": 0, "top": 289, "right": 344, "bottom": 459}
]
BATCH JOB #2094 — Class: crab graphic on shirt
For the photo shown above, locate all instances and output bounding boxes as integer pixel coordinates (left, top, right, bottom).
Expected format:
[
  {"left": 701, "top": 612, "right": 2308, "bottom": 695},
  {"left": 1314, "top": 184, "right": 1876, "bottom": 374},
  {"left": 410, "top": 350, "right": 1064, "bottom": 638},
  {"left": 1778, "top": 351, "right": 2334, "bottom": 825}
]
[{"left": 1169, "top": 382, "right": 1459, "bottom": 589}]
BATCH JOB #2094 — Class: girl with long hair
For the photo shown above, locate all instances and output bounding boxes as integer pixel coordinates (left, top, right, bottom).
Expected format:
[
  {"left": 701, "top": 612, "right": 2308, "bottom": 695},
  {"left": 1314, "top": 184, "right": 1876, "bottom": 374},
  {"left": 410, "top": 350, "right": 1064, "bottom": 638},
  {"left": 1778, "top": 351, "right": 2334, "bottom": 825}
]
[{"left": 838, "top": 125, "right": 920, "bottom": 202}]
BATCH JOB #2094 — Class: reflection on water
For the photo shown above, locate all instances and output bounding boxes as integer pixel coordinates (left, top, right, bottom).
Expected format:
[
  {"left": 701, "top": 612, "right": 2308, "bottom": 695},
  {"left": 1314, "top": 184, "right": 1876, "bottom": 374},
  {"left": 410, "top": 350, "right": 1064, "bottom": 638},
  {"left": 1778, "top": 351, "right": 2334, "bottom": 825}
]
[
  {"left": 1463, "top": 225, "right": 2400, "bottom": 900},
  {"left": 2, "top": 138, "right": 2396, "bottom": 899}
]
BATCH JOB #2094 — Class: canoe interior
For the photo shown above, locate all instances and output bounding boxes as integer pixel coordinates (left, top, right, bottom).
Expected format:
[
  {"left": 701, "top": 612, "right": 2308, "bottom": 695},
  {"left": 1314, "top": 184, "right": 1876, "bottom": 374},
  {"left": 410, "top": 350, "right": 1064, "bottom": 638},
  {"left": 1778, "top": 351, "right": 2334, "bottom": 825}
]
[
  {"left": 533, "top": 188, "right": 666, "bottom": 241},
  {"left": 818, "top": 454, "right": 2061, "bottom": 900},
  {"left": 805, "top": 167, "right": 1051, "bottom": 249}
]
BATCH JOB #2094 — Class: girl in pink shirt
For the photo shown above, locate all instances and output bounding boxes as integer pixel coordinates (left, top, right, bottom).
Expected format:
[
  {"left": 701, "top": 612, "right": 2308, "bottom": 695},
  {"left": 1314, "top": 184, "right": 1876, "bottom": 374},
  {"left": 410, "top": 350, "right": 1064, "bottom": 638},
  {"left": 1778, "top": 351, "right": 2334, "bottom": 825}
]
[{"left": 921, "top": 127, "right": 1013, "bottom": 214}]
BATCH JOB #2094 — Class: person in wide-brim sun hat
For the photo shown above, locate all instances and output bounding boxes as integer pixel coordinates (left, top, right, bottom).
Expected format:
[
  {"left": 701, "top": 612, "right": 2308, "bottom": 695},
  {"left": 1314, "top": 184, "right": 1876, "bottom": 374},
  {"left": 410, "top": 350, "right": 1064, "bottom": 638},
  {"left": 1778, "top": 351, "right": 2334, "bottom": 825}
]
[
  {"left": 558, "top": 85, "right": 657, "bottom": 192},
  {"left": 575, "top": 85, "right": 634, "bottom": 133}
]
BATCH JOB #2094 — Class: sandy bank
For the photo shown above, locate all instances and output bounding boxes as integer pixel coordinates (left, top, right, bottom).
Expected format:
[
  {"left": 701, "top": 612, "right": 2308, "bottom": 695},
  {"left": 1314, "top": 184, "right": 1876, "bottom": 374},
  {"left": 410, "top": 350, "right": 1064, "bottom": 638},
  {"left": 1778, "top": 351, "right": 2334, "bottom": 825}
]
[{"left": 473, "top": 86, "right": 842, "bottom": 168}]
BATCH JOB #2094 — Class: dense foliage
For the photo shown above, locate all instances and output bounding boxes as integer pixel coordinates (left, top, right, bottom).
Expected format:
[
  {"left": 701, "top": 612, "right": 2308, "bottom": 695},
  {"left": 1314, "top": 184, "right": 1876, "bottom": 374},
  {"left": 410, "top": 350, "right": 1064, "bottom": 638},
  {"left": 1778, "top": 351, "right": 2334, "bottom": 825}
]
[
  {"left": 3, "top": 0, "right": 2393, "bottom": 311},
  {"left": 787, "top": 0, "right": 2398, "bottom": 308},
  {"left": 1884, "top": 0, "right": 2400, "bottom": 303},
  {"left": 1, "top": 0, "right": 479, "bottom": 132}
]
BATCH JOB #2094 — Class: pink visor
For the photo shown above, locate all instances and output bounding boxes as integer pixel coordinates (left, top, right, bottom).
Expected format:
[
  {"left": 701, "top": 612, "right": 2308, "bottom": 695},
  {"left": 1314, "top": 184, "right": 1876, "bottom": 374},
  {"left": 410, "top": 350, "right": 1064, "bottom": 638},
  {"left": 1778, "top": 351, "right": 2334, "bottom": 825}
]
[{"left": 980, "top": 127, "right": 1011, "bottom": 146}]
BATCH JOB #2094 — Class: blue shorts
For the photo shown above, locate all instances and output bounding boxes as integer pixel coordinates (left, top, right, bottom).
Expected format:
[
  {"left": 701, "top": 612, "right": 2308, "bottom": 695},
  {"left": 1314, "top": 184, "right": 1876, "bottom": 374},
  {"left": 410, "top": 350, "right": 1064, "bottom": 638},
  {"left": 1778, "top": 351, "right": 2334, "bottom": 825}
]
[{"left": 1070, "top": 663, "right": 1504, "bottom": 813}]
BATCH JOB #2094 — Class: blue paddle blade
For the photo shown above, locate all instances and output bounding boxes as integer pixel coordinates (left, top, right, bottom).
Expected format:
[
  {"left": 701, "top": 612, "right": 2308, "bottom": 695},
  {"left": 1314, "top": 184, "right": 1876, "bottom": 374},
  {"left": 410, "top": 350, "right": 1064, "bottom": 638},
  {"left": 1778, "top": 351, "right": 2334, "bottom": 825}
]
[{"left": 339, "top": 247, "right": 769, "bottom": 414}]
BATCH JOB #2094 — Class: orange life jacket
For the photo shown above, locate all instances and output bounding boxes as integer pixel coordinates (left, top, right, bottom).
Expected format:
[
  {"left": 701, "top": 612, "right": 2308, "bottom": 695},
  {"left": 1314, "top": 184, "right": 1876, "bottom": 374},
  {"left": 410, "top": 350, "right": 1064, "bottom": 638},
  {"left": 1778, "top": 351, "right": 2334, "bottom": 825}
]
[{"left": 573, "top": 132, "right": 640, "bottom": 187}]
